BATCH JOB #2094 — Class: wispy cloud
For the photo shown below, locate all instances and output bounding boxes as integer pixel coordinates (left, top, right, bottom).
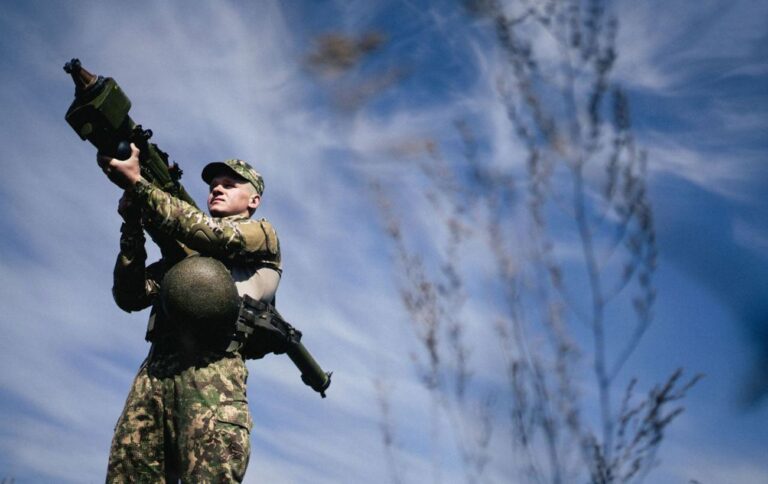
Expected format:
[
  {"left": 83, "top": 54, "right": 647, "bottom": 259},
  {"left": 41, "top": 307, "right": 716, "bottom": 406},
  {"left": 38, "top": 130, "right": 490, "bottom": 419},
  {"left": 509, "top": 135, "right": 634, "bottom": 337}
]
[{"left": 615, "top": 0, "right": 768, "bottom": 91}]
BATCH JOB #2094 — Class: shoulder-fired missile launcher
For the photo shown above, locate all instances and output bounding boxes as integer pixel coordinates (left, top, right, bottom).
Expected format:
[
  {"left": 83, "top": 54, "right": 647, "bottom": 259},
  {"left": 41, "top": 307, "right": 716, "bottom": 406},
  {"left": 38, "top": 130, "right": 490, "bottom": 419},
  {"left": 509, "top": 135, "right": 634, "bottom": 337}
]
[{"left": 64, "top": 59, "right": 195, "bottom": 208}]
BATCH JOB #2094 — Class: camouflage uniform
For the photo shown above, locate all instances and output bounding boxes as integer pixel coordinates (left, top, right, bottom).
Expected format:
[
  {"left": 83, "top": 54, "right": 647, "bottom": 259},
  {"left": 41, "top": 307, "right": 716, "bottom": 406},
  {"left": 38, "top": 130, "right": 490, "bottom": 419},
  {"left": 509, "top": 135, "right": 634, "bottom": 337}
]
[{"left": 107, "top": 161, "right": 280, "bottom": 483}]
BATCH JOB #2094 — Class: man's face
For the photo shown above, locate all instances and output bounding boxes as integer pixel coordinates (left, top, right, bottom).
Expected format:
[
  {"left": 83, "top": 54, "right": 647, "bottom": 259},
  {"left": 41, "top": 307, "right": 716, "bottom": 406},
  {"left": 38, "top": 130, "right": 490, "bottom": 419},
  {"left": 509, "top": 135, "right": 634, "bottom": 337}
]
[{"left": 207, "top": 173, "right": 260, "bottom": 217}]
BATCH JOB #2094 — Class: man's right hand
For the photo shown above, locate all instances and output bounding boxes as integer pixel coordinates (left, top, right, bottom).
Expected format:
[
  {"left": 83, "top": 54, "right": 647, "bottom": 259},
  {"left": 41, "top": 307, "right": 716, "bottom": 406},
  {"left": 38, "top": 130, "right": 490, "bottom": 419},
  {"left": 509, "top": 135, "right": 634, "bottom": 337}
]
[{"left": 97, "top": 143, "right": 142, "bottom": 189}]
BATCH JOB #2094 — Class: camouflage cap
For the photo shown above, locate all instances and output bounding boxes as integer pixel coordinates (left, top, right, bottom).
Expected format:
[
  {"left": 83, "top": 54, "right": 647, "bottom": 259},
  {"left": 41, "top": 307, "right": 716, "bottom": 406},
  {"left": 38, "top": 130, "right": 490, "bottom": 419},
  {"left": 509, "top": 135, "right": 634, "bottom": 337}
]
[{"left": 201, "top": 159, "right": 264, "bottom": 196}]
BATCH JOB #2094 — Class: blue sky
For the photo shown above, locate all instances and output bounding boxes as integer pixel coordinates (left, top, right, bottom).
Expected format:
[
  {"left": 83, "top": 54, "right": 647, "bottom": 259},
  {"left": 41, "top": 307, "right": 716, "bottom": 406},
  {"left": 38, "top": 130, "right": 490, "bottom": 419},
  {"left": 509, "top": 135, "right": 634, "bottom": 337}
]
[{"left": 0, "top": 1, "right": 766, "bottom": 482}]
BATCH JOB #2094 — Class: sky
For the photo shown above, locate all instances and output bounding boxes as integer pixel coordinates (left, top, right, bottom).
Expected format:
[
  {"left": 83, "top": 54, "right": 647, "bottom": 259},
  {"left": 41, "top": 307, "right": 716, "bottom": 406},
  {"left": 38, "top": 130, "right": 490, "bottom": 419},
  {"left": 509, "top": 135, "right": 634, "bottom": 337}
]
[{"left": 0, "top": 0, "right": 766, "bottom": 483}]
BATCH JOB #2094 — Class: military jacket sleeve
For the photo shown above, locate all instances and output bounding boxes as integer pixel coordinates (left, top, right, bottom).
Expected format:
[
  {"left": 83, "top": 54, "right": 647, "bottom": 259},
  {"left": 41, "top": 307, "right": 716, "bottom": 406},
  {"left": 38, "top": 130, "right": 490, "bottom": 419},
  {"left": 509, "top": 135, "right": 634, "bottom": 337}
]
[
  {"left": 112, "top": 221, "right": 163, "bottom": 312},
  {"left": 132, "top": 178, "right": 281, "bottom": 271}
]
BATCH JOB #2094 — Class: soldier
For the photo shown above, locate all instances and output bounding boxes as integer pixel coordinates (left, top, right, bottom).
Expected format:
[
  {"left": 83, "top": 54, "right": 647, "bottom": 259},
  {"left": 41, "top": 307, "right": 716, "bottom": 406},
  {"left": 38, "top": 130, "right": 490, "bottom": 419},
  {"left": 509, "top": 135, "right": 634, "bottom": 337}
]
[{"left": 98, "top": 144, "right": 280, "bottom": 482}]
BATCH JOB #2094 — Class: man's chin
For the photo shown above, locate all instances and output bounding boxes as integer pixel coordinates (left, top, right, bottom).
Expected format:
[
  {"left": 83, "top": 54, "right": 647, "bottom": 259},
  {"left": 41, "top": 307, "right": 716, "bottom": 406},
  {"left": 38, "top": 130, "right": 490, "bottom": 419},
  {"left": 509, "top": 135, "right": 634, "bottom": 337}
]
[
  {"left": 208, "top": 205, "right": 227, "bottom": 217},
  {"left": 209, "top": 206, "right": 248, "bottom": 218}
]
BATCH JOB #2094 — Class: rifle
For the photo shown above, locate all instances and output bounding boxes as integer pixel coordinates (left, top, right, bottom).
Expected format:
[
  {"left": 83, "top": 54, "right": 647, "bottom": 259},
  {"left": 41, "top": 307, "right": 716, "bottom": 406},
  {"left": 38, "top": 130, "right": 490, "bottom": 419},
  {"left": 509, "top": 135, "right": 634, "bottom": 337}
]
[{"left": 236, "top": 296, "right": 332, "bottom": 398}]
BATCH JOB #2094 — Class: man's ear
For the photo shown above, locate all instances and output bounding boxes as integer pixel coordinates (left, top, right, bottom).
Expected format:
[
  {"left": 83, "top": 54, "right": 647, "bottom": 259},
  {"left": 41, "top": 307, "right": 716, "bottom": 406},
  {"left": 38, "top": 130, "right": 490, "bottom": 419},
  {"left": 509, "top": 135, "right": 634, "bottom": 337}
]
[{"left": 249, "top": 194, "right": 261, "bottom": 212}]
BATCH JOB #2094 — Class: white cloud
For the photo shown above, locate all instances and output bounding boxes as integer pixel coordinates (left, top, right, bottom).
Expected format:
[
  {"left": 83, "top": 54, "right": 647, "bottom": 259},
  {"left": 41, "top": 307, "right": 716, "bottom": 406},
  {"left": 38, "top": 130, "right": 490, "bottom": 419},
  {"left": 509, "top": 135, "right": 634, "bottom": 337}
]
[
  {"left": 615, "top": 0, "right": 768, "bottom": 92},
  {"left": 643, "top": 132, "right": 763, "bottom": 201}
]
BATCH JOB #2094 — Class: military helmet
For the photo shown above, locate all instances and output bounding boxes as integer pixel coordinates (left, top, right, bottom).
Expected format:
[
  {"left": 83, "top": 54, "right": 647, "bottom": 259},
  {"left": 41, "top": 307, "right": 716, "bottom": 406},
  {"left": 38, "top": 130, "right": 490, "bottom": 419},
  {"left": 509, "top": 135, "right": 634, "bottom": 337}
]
[{"left": 160, "top": 256, "right": 241, "bottom": 340}]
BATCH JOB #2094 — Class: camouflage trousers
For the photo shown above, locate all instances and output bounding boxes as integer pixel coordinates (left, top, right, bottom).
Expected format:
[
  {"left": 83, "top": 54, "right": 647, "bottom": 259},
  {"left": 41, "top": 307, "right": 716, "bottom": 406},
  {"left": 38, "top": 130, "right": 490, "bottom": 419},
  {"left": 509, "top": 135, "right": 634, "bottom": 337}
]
[{"left": 107, "top": 351, "right": 252, "bottom": 483}]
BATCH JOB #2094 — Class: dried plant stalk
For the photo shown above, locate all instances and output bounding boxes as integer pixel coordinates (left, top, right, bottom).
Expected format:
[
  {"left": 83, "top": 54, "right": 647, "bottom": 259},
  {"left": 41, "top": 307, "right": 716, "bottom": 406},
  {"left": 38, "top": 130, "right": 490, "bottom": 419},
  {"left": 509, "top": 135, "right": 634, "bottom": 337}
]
[{"left": 370, "top": 1, "right": 700, "bottom": 483}]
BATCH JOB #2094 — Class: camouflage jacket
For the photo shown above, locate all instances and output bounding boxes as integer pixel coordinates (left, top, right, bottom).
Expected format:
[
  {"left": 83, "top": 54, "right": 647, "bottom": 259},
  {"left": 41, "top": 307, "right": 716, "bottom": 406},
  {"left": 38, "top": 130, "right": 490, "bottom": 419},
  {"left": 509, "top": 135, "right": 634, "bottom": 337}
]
[{"left": 112, "top": 178, "right": 281, "bottom": 341}]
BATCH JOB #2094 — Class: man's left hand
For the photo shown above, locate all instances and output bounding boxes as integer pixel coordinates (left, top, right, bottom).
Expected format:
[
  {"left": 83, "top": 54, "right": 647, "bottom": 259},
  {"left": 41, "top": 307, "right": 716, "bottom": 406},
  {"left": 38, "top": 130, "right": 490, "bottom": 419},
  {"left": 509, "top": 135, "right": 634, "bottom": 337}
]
[{"left": 97, "top": 143, "right": 142, "bottom": 189}]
